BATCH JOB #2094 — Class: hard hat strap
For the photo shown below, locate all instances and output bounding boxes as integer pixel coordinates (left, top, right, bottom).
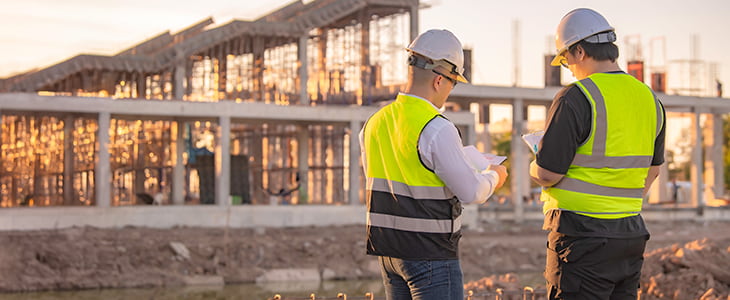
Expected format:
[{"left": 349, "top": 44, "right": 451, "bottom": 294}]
[
  {"left": 583, "top": 31, "right": 616, "bottom": 44},
  {"left": 408, "top": 55, "right": 437, "bottom": 70},
  {"left": 408, "top": 55, "right": 459, "bottom": 75}
]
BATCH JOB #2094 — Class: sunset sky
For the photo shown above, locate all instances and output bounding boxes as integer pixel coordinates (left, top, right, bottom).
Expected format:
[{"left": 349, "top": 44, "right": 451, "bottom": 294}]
[{"left": 1, "top": 0, "right": 729, "bottom": 96}]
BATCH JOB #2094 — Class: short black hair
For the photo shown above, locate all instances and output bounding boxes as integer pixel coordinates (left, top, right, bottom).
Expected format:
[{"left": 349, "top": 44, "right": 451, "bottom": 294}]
[{"left": 568, "top": 40, "right": 619, "bottom": 63}]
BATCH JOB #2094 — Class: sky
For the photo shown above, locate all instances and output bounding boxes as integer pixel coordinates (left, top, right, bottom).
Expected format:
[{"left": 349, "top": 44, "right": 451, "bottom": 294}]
[{"left": 1, "top": 0, "right": 729, "bottom": 96}]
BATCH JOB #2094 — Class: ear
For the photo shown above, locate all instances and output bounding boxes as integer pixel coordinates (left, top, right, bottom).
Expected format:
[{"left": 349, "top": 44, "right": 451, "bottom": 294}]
[
  {"left": 432, "top": 74, "right": 441, "bottom": 91},
  {"left": 575, "top": 45, "right": 586, "bottom": 60}
]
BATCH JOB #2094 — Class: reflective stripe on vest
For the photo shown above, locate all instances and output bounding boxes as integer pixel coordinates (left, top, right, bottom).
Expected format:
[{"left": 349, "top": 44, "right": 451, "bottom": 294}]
[
  {"left": 366, "top": 177, "right": 459, "bottom": 233},
  {"left": 542, "top": 74, "right": 662, "bottom": 219},
  {"left": 368, "top": 176, "right": 453, "bottom": 201},
  {"left": 364, "top": 94, "right": 460, "bottom": 233},
  {"left": 367, "top": 212, "right": 461, "bottom": 234}
]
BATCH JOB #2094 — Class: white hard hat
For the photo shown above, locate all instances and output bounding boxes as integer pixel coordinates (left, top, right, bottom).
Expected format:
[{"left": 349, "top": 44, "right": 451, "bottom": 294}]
[
  {"left": 551, "top": 8, "right": 616, "bottom": 66},
  {"left": 406, "top": 29, "right": 468, "bottom": 83}
]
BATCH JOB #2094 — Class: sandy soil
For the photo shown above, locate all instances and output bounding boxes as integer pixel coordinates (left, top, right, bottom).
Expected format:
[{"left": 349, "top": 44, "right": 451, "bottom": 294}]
[{"left": 0, "top": 220, "right": 728, "bottom": 298}]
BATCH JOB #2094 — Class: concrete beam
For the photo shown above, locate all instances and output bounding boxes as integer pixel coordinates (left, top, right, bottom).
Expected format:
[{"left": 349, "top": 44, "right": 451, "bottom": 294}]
[{"left": 0, "top": 205, "right": 727, "bottom": 231}]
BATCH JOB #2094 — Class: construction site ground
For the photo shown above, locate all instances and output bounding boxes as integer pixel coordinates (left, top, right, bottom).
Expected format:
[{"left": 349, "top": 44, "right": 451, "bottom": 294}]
[{"left": 0, "top": 220, "right": 728, "bottom": 299}]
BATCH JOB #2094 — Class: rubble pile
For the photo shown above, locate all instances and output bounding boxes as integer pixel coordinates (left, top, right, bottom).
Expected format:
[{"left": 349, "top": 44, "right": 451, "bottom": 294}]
[{"left": 640, "top": 238, "right": 730, "bottom": 299}]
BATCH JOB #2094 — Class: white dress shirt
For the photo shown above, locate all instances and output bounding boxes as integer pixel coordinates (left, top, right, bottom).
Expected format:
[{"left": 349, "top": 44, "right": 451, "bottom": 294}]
[{"left": 360, "top": 93, "right": 500, "bottom": 204}]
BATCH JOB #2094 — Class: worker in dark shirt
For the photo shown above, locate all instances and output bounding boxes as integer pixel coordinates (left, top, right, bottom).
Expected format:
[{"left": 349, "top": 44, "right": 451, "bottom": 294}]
[{"left": 529, "top": 8, "right": 666, "bottom": 300}]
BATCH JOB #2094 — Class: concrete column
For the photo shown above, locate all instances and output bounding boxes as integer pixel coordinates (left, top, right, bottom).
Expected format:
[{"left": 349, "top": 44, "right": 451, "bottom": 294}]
[
  {"left": 297, "top": 125, "right": 310, "bottom": 204},
  {"left": 316, "top": 28, "right": 328, "bottom": 104},
  {"left": 173, "top": 56, "right": 186, "bottom": 100},
  {"left": 649, "top": 158, "right": 669, "bottom": 204},
  {"left": 171, "top": 121, "right": 185, "bottom": 205},
  {"left": 251, "top": 130, "right": 264, "bottom": 204},
  {"left": 510, "top": 98, "right": 525, "bottom": 223},
  {"left": 253, "top": 37, "right": 265, "bottom": 102},
  {"left": 349, "top": 120, "right": 361, "bottom": 205},
  {"left": 298, "top": 35, "right": 309, "bottom": 106},
  {"left": 215, "top": 116, "right": 231, "bottom": 206},
  {"left": 703, "top": 113, "right": 725, "bottom": 200},
  {"left": 470, "top": 103, "right": 491, "bottom": 152},
  {"left": 690, "top": 109, "right": 704, "bottom": 210},
  {"left": 409, "top": 3, "right": 419, "bottom": 41},
  {"left": 136, "top": 73, "right": 147, "bottom": 99},
  {"left": 360, "top": 9, "right": 370, "bottom": 105},
  {"left": 95, "top": 112, "right": 111, "bottom": 207},
  {"left": 63, "top": 115, "right": 75, "bottom": 205}
]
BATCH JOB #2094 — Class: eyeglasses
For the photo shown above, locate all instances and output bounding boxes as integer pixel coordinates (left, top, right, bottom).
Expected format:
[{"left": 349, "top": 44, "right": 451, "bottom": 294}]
[
  {"left": 557, "top": 51, "right": 569, "bottom": 69},
  {"left": 432, "top": 70, "right": 457, "bottom": 87},
  {"left": 559, "top": 57, "right": 569, "bottom": 68}
]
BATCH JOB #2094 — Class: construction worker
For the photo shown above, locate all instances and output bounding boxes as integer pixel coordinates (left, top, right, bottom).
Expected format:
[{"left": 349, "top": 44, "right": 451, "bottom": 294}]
[
  {"left": 530, "top": 8, "right": 666, "bottom": 299},
  {"left": 360, "top": 29, "right": 508, "bottom": 300}
]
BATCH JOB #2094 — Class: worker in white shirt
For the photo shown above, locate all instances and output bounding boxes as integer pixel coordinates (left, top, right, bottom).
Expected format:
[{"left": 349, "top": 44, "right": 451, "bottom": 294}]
[{"left": 359, "top": 29, "right": 508, "bottom": 300}]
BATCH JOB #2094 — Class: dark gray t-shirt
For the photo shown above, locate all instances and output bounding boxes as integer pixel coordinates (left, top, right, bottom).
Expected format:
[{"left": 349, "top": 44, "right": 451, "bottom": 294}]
[{"left": 537, "top": 72, "right": 664, "bottom": 237}]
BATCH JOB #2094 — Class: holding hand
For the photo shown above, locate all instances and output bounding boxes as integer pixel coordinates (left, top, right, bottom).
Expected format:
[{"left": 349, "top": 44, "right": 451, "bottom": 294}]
[{"left": 487, "top": 164, "right": 508, "bottom": 189}]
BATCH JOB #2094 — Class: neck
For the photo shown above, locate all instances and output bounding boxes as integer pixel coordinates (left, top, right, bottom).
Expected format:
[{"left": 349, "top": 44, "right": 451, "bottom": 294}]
[
  {"left": 405, "top": 83, "right": 442, "bottom": 108},
  {"left": 576, "top": 59, "right": 621, "bottom": 79}
]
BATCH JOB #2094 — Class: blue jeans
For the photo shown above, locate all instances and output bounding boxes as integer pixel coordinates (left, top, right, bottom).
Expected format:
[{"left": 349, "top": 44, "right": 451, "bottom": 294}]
[{"left": 378, "top": 256, "right": 464, "bottom": 300}]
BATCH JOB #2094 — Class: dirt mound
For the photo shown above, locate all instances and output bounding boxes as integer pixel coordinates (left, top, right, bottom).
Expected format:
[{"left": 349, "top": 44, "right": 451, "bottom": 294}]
[
  {"left": 0, "top": 221, "right": 729, "bottom": 296},
  {"left": 641, "top": 239, "right": 730, "bottom": 300}
]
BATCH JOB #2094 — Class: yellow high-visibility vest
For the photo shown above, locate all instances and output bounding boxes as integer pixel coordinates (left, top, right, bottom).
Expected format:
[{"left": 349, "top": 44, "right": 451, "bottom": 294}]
[
  {"left": 363, "top": 94, "right": 461, "bottom": 260},
  {"left": 541, "top": 73, "right": 664, "bottom": 219}
]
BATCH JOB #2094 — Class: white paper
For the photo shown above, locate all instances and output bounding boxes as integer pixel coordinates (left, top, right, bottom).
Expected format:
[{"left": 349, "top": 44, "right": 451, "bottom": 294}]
[
  {"left": 521, "top": 131, "right": 545, "bottom": 154},
  {"left": 462, "top": 145, "right": 507, "bottom": 170}
]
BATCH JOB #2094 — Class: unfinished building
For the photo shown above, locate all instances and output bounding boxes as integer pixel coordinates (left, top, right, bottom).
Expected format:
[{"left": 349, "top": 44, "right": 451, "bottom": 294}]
[{"left": 0, "top": 0, "right": 422, "bottom": 207}]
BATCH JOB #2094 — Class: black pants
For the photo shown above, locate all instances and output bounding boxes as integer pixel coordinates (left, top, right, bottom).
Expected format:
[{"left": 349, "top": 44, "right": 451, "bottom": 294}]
[{"left": 545, "top": 231, "right": 648, "bottom": 300}]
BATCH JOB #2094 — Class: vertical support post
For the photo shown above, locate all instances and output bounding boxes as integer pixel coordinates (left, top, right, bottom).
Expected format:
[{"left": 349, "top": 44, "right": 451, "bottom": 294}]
[
  {"left": 173, "top": 51, "right": 186, "bottom": 100},
  {"left": 297, "top": 125, "right": 310, "bottom": 204},
  {"left": 349, "top": 120, "right": 361, "bottom": 205},
  {"left": 510, "top": 98, "right": 525, "bottom": 223},
  {"left": 690, "top": 108, "right": 704, "bottom": 212},
  {"left": 251, "top": 129, "right": 264, "bottom": 204},
  {"left": 704, "top": 113, "right": 724, "bottom": 200},
  {"left": 216, "top": 116, "right": 231, "bottom": 206},
  {"left": 96, "top": 112, "right": 111, "bottom": 207},
  {"left": 409, "top": 3, "right": 419, "bottom": 42},
  {"left": 218, "top": 45, "right": 228, "bottom": 101},
  {"left": 470, "top": 103, "right": 491, "bottom": 153},
  {"left": 63, "top": 115, "right": 75, "bottom": 205},
  {"left": 333, "top": 125, "right": 345, "bottom": 203},
  {"left": 299, "top": 35, "right": 310, "bottom": 106},
  {"left": 136, "top": 73, "right": 147, "bottom": 99},
  {"left": 316, "top": 28, "right": 328, "bottom": 104},
  {"left": 172, "top": 120, "right": 185, "bottom": 205},
  {"left": 253, "top": 37, "right": 265, "bottom": 102},
  {"left": 360, "top": 9, "right": 370, "bottom": 105}
]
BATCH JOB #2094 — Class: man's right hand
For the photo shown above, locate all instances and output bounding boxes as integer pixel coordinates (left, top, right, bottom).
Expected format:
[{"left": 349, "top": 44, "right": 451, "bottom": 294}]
[{"left": 487, "top": 164, "right": 508, "bottom": 189}]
